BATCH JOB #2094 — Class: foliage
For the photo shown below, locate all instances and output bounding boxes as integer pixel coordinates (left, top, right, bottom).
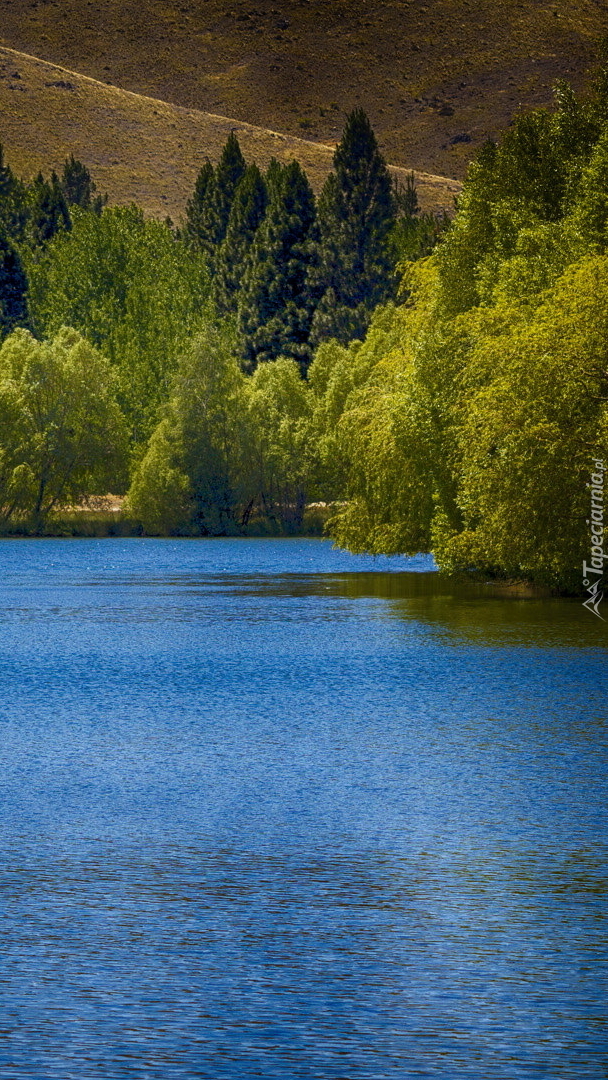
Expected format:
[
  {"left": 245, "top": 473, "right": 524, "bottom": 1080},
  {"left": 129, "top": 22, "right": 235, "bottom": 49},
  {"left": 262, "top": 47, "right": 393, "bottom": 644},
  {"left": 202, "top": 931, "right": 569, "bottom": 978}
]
[
  {"left": 28, "top": 172, "right": 72, "bottom": 249},
  {"left": 0, "top": 327, "right": 127, "bottom": 528},
  {"left": 433, "top": 257, "right": 608, "bottom": 589},
  {"left": 27, "top": 205, "right": 211, "bottom": 449},
  {"left": 0, "top": 232, "right": 28, "bottom": 339},
  {"left": 244, "top": 357, "right": 313, "bottom": 529},
  {"left": 184, "top": 159, "right": 214, "bottom": 249},
  {"left": 129, "top": 335, "right": 318, "bottom": 535},
  {"left": 0, "top": 145, "right": 28, "bottom": 243},
  {"left": 316, "top": 168, "right": 608, "bottom": 589},
  {"left": 61, "top": 154, "right": 105, "bottom": 214},
  {"left": 309, "top": 298, "right": 436, "bottom": 550},
  {"left": 185, "top": 134, "right": 246, "bottom": 270},
  {"left": 214, "top": 163, "right": 268, "bottom": 315},
  {"left": 238, "top": 160, "right": 317, "bottom": 373},
  {"left": 391, "top": 210, "right": 451, "bottom": 265},
  {"left": 436, "top": 82, "right": 608, "bottom": 314},
  {"left": 309, "top": 109, "right": 396, "bottom": 348},
  {"left": 211, "top": 133, "right": 247, "bottom": 248},
  {"left": 127, "top": 323, "right": 252, "bottom": 534}
]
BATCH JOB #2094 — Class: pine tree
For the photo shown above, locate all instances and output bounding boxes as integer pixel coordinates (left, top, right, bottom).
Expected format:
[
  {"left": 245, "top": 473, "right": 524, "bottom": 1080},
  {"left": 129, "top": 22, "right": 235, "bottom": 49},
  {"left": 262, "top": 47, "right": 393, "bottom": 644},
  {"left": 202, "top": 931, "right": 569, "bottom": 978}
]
[
  {"left": 212, "top": 132, "right": 247, "bottom": 246},
  {"left": 0, "top": 145, "right": 28, "bottom": 243},
  {"left": 184, "top": 159, "right": 214, "bottom": 249},
  {"left": 396, "top": 171, "right": 419, "bottom": 218},
  {"left": 61, "top": 154, "right": 105, "bottom": 213},
  {"left": 309, "top": 109, "right": 396, "bottom": 347},
  {"left": 186, "top": 134, "right": 246, "bottom": 269},
  {"left": 29, "top": 172, "right": 71, "bottom": 248},
  {"left": 0, "top": 230, "right": 28, "bottom": 338},
  {"left": 214, "top": 163, "right": 268, "bottom": 315},
  {"left": 265, "top": 157, "right": 285, "bottom": 193},
  {"left": 238, "top": 160, "right": 317, "bottom": 374}
]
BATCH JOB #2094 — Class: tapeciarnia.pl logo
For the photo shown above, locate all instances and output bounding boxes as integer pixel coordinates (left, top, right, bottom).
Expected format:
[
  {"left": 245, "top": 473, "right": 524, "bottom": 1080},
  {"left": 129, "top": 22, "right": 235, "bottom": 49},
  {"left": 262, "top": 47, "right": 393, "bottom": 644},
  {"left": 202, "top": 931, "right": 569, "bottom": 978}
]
[{"left": 582, "top": 458, "right": 605, "bottom": 620}]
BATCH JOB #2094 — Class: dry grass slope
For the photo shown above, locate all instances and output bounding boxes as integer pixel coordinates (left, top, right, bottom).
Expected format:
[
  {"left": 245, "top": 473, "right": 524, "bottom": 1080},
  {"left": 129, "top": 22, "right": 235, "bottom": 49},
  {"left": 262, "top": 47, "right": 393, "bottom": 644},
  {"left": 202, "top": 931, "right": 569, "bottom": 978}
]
[
  {"left": 0, "top": 0, "right": 605, "bottom": 180},
  {"left": 0, "top": 46, "right": 461, "bottom": 220}
]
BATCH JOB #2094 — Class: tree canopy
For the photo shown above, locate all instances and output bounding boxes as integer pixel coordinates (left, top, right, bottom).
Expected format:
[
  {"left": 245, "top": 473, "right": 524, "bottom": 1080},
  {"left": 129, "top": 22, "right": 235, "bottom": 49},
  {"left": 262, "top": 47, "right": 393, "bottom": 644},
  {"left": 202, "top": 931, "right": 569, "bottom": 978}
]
[
  {"left": 309, "top": 109, "right": 396, "bottom": 347},
  {"left": 0, "top": 327, "right": 127, "bottom": 528}
]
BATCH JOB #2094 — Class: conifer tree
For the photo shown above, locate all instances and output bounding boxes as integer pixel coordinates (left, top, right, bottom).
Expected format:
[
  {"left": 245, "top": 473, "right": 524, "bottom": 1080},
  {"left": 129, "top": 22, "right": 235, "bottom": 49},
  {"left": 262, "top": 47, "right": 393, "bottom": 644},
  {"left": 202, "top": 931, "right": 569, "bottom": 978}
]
[
  {"left": 309, "top": 109, "right": 396, "bottom": 347},
  {"left": 184, "top": 160, "right": 214, "bottom": 249},
  {"left": 212, "top": 132, "right": 247, "bottom": 244},
  {"left": 29, "top": 172, "right": 71, "bottom": 248},
  {"left": 265, "top": 157, "right": 285, "bottom": 193},
  {"left": 0, "top": 230, "right": 28, "bottom": 338},
  {"left": 214, "top": 163, "right": 268, "bottom": 315},
  {"left": 186, "top": 135, "right": 246, "bottom": 269},
  {"left": 61, "top": 154, "right": 105, "bottom": 213},
  {"left": 238, "top": 160, "right": 317, "bottom": 374},
  {"left": 0, "top": 145, "right": 28, "bottom": 243}
]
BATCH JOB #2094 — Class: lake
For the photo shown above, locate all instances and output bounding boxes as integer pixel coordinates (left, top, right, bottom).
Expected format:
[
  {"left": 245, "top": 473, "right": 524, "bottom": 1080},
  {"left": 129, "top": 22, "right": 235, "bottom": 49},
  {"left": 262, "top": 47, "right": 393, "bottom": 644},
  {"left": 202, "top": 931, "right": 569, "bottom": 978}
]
[{"left": 0, "top": 538, "right": 605, "bottom": 1079}]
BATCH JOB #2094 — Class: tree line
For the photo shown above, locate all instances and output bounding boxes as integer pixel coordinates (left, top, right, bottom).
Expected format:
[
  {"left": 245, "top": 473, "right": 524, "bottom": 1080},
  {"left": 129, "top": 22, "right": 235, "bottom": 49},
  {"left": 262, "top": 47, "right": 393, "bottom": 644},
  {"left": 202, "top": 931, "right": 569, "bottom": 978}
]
[
  {"left": 0, "top": 110, "right": 439, "bottom": 531},
  {"left": 0, "top": 85, "right": 605, "bottom": 590}
]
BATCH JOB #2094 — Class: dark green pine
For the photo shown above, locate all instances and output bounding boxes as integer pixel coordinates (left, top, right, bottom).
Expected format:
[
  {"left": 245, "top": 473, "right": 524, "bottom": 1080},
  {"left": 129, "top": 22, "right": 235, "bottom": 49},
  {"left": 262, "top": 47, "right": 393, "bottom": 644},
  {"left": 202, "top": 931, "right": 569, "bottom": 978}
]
[
  {"left": 214, "top": 163, "right": 268, "bottom": 315},
  {"left": 184, "top": 159, "right": 215, "bottom": 250},
  {"left": 30, "top": 172, "right": 72, "bottom": 248},
  {"left": 212, "top": 132, "right": 247, "bottom": 243},
  {"left": 238, "top": 159, "right": 317, "bottom": 374},
  {"left": 0, "top": 145, "right": 28, "bottom": 243},
  {"left": 185, "top": 135, "right": 246, "bottom": 269},
  {"left": 0, "top": 230, "right": 28, "bottom": 338},
  {"left": 265, "top": 157, "right": 285, "bottom": 194},
  {"left": 61, "top": 154, "right": 102, "bottom": 211},
  {"left": 309, "top": 109, "right": 396, "bottom": 347}
]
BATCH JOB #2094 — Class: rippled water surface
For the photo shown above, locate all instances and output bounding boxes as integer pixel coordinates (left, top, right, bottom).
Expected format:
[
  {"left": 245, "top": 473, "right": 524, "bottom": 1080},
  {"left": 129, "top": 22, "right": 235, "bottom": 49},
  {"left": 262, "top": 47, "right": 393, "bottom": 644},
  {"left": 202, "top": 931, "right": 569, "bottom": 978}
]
[{"left": 0, "top": 538, "right": 606, "bottom": 1079}]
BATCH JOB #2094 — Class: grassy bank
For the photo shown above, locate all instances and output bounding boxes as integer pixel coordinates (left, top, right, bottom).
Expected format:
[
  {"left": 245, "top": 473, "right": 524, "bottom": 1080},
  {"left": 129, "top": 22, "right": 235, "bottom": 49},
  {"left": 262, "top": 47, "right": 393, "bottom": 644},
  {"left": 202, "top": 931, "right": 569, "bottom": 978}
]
[{"left": 0, "top": 502, "right": 331, "bottom": 538}]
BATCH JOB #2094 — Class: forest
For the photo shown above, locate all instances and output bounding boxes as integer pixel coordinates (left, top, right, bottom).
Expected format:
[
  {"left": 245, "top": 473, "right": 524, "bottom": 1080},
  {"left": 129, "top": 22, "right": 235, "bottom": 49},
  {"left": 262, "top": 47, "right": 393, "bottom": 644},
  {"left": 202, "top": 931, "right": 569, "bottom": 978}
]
[{"left": 0, "top": 77, "right": 607, "bottom": 592}]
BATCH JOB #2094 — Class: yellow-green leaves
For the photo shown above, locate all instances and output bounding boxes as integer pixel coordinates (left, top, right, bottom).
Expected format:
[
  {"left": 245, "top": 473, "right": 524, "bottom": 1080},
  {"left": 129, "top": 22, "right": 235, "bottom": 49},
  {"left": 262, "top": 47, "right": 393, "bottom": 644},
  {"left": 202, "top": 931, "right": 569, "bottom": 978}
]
[{"left": 0, "top": 327, "right": 127, "bottom": 527}]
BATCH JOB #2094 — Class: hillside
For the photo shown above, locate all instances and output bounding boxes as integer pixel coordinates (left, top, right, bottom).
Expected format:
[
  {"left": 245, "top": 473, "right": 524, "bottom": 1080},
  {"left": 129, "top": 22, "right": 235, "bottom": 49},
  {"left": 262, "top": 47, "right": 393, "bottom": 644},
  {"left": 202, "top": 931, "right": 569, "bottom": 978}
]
[
  {"left": 0, "top": 46, "right": 460, "bottom": 221},
  {"left": 0, "top": 0, "right": 605, "bottom": 182}
]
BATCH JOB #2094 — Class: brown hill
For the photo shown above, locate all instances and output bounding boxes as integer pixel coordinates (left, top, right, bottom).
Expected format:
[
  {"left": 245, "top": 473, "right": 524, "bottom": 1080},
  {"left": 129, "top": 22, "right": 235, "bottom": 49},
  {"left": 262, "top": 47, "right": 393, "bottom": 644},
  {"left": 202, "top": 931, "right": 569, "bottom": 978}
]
[
  {"left": 0, "top": 46, "right": 460, "bottom": 220},
  {"left": 0, "top": 0, "right": 605, "bottom": 182}
]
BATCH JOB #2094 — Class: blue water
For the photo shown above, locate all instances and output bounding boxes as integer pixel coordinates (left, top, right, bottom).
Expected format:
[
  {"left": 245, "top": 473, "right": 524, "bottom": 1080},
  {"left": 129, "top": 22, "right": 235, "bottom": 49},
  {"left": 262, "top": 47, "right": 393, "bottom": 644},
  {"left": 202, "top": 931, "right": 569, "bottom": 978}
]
[{"left": 0, "top": 538, "right": 606, "bottom": 1079}]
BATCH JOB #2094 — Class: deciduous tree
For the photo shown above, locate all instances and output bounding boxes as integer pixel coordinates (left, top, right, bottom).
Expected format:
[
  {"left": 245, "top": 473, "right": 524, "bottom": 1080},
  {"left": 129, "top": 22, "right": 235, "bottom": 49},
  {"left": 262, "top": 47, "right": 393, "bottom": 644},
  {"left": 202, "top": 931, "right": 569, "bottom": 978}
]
[{"left": 0, "top": 327, "right": 127, "bottom": 528}]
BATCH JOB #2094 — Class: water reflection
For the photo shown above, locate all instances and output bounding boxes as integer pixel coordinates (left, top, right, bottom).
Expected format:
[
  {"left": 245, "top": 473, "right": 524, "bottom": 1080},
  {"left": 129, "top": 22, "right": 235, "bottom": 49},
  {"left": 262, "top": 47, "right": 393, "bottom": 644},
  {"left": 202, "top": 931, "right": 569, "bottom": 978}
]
[
  {"left": 169, "top": 569, "right": 606, "bottom": 649},
  {"left": 0, "top": 540, "right": 605, "bottom": 1079}
]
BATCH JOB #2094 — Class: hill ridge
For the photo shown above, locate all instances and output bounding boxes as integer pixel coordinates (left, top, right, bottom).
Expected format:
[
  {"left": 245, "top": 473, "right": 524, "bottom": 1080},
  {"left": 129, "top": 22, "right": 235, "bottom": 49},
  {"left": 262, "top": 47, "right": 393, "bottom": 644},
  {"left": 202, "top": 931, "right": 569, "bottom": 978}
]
[{"left": 0, "top": 44, "right": 461, "bottom": 221}]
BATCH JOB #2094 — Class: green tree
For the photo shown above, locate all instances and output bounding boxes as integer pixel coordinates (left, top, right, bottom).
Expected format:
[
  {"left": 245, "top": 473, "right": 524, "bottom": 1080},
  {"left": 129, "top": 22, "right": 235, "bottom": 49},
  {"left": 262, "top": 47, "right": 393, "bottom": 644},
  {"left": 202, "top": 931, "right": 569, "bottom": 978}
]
[
  {"left": 0, "top": 232, "right": 28, "bottom": 339},
  {"left": 184, "top": 159, "right": 214, "bottom": 249},
  {"left": 0, "top": 326, "right": 127, "bottom": 528},
  {"left": 309, "top": 109, "right": 396, "bottom": 347},
  {"left": 433, "top": 256, "right": 608, "bottom": 590},
  {"left": 0, "top": 145, "right": 28, "bottom": 243},
  {"left": 307, "top": 298, "right": 435, "bottom": 552},
  {"left": 395, "top": 171, "right": 419, "bottom": 218},
  {"left": 28, "top": 172, "right": 71, "bottom": 248},
  {"left": 238, "top": 160, "right": 317, "bottom": 373},
  {"left": 310, "top": 75, "right": 608, "bottom": 589},
  {"left": 244, "top": 357, "right": 313, "bottom": 529},
  {"left": 567, "top": 127, "right": 608, "bottom": 252},
  {"left": 212, "top": 133, "right": 247, "bottom": 247},
  {"left": 186, "top": 135, "right": 246, "bottom": 269},
  {"left": 123, "top": 417, "right": 192, "bottom": 535},
  {"left": 127, "top": 323, "right": 252, "bottom": 534},
  {"left": 437, "top": 83, "right": 604, "bottom": 314},
  {"left": 61, "top": 154, "right": 105, "bottom": 214},
  {"left": 214, "top": 163, "right": 268, "bottom": 315},
  {"left": 27, "top": 205, "right": 211, "bottom": 449}
]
